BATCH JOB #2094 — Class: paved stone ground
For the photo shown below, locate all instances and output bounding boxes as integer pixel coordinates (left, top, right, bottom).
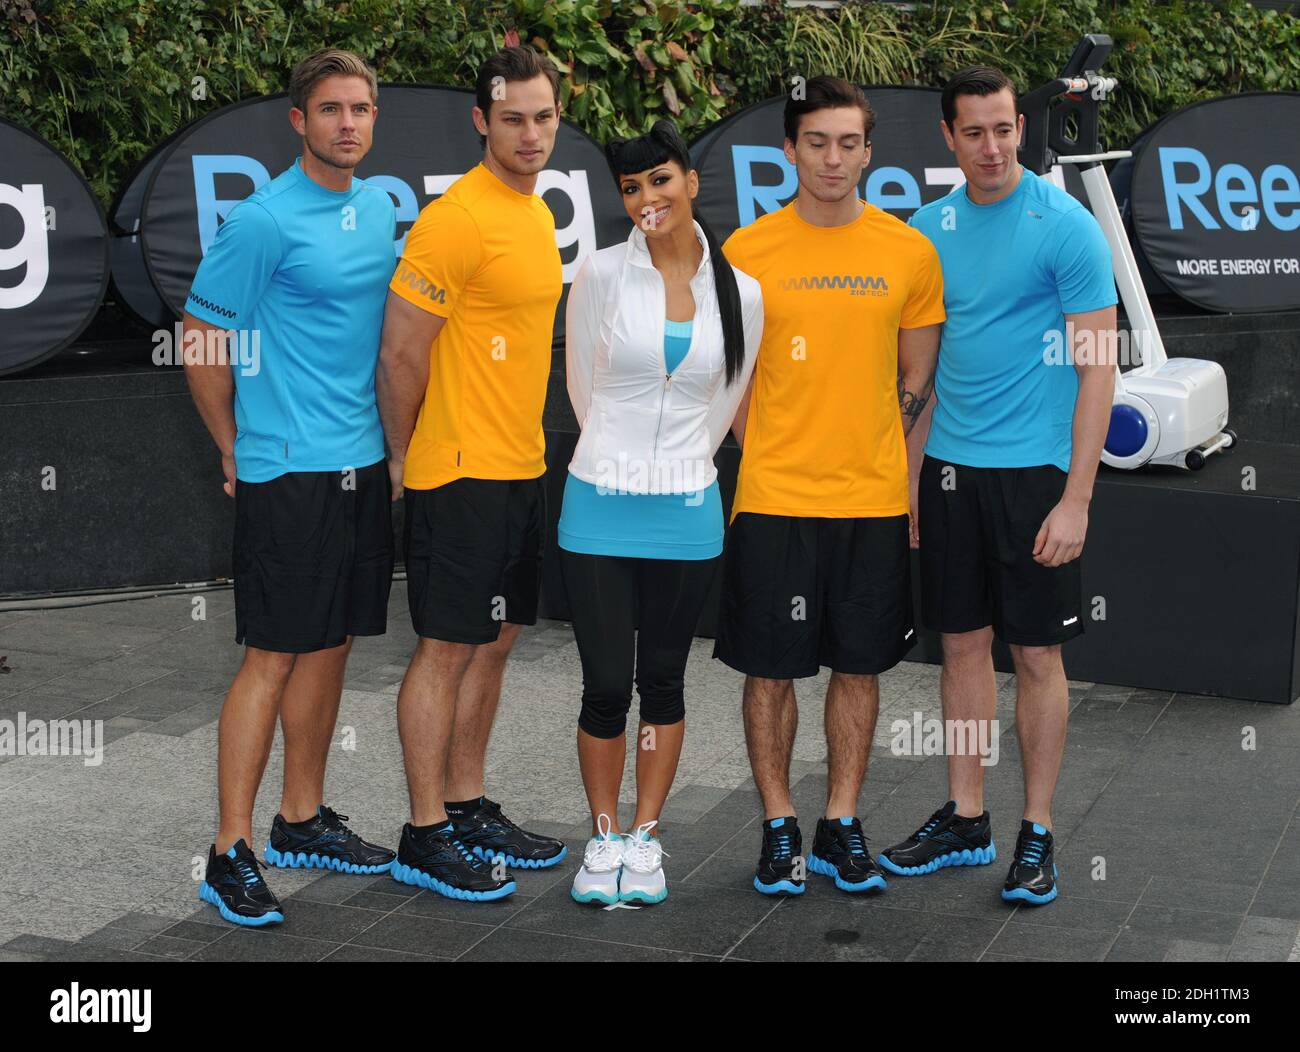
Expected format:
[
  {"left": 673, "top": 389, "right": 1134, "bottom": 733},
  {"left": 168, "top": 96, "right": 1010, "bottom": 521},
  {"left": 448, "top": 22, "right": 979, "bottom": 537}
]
[{"left": 0, "top": 584, "right": 1296, "bottom": 962}]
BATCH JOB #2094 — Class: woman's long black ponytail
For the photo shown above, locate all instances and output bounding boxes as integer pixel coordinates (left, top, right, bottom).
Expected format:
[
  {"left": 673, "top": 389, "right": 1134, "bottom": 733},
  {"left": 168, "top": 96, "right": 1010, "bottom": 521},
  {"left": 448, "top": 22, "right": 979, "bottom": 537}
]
[{"left": 604, "top": 119, "right": 747, "bottom": 386}]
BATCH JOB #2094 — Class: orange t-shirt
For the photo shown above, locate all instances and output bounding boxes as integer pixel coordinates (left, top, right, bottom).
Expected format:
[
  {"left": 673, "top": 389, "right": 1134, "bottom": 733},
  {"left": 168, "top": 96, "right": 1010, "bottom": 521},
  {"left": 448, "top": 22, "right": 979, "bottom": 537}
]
[
  {"left": 723, "top": 201, "right": 945, "bottom": 519},
  {"left": 389, "top": 162, "right": 563, "bottom": 489}
]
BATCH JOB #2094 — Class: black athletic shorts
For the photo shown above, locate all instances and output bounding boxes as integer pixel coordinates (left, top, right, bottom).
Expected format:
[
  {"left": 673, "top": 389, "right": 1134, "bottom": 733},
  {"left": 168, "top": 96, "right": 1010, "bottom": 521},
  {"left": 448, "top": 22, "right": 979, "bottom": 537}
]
[
  {"left": 233, "top": 460, "right": 394, "bottom": 653},
  {"left": 919, "top": 455, "right": 1083, "bottom": 646},
  {"left": 712, "top": 511, "right": 914, "bottom": 679},
  {"left": 404, "top": 475, "right": 546, "bottom": 644}
]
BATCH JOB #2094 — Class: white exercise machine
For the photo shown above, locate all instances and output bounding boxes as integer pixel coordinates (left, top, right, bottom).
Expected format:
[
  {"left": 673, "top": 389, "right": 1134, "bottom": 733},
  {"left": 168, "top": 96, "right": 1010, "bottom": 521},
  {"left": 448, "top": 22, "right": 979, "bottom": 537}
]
[{"left": 1019, "top": 34, "right": 1235, "bottom": 470}]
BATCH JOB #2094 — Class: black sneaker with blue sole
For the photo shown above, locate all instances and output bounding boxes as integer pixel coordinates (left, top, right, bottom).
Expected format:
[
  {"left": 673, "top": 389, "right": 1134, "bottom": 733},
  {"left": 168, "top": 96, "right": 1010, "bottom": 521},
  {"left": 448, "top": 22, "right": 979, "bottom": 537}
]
[
  {"left": 451, "top": 797, "right": 566, "bottom": 870},
  {"left": 808, "top": 816, "right": 887, "bottom": 892},
  {"left": 880, "top": 800, "right": 997, "bottom": 876},
  {"left": 1001, "top": 819, "right": 1058, "bottom": 905},
  {"left": 754, "top": 816, "right": 805, "bottom": 895},
  {"left": 264, "top": 804, "right": 396, "bottom": 874},
  {"left": 199, "top": 839, "right": 284, "bottom": 927},
  {"left": 391, "top": 821, "right": 516, "bottom": 902}
]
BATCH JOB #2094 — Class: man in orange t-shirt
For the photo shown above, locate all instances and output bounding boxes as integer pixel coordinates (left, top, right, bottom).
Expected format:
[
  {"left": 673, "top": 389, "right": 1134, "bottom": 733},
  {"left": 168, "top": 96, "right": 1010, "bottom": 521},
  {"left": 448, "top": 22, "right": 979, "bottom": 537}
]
[
  {"left": 376, "top": 46, "right": 566, "bottom": 902},
  {"left": 714, "top": 77, "right": 945, "bottom": 897}
]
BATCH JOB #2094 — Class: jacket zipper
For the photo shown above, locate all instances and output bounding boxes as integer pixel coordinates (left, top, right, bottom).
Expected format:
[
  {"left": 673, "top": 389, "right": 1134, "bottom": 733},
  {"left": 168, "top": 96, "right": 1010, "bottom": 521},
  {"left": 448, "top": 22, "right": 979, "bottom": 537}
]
[{"left": 652, "top": 372, "right": 672, "bottom": 464}]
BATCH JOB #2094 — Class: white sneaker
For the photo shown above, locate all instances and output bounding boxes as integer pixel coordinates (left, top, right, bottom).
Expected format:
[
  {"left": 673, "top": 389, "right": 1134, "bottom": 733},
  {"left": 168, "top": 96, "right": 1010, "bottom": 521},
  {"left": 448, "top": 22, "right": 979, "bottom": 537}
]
[
  {"left": 619, "top": 820, "right": 668, "bottom": 903},
  {"left": 571, "top": 813, "right": 623, "bottom": 905}
]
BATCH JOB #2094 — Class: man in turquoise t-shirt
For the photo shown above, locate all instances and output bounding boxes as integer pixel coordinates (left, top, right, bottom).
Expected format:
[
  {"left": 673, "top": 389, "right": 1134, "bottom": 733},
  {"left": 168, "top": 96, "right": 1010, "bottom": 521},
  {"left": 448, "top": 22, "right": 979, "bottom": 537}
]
[
  {"left": 182, "top": 49, "right": 400, "bottom": 928},
  {"left": 880, "top": 66, "right": 1117, "bottom": 908},
  {"left": 185, "top": 155, "right": 393, "bottom": 480}
]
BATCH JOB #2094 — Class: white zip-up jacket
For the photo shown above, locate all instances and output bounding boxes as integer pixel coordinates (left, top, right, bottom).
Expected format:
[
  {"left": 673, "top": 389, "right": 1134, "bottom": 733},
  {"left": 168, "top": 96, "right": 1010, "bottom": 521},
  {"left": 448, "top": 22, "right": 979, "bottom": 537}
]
[{"left": 565, "top": 221, "right": 763, "bottom": 496}]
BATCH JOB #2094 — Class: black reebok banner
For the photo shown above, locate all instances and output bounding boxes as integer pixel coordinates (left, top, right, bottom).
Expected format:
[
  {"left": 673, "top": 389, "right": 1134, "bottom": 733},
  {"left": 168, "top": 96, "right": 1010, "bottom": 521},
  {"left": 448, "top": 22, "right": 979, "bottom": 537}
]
[
  {"left": 1128, "top": 92, "right": 1300, "bottom": 314},
  {"left": 136, "top": 85, "right": 631, "bottom": 340},
  {"left": 690, "top": 88, "right": 956, "bottom": 242},
  {"left": 0, "top": 118, "right": 110, "bottom": 376},
  {"left": 690, "top": 86, "right": 1093, "bottom": 244}
]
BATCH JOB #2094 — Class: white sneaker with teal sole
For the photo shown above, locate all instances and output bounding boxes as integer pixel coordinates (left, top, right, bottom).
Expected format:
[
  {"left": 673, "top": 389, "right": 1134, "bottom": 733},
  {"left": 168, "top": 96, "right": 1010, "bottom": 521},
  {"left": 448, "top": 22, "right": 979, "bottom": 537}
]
[
  {"left": 571, "top": 813, "right": 623, "bottom": 905},
  {"left": 619, "top": 820, "right": 668, "bottom": 904}
]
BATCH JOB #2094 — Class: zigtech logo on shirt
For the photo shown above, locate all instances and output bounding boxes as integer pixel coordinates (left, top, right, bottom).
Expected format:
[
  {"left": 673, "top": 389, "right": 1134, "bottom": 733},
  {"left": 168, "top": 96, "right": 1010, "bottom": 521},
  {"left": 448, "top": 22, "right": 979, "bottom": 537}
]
[
  {"left": 394, "top": 261, "right": 446, "bottom": 305},
  {"left": 778, "top": 274, "right": 889, "bottom": 297}
]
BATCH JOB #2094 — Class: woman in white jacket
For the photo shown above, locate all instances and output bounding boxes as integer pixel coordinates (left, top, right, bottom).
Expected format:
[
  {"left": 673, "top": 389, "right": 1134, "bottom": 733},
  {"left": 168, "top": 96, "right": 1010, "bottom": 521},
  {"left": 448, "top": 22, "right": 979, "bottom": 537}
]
[{"left": 562, "top": 120, "right": 763, "bottom": 906}]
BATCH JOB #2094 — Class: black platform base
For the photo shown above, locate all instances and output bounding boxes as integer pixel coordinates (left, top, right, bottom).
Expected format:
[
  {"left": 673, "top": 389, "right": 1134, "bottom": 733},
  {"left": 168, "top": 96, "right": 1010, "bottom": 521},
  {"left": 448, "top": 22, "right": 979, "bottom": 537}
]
[
  {"left": 539, "top": 432, "right": 1300, "bottom": 705},
  {"left": 3, "top": 363, "right": 1298, "bottom": 704}
]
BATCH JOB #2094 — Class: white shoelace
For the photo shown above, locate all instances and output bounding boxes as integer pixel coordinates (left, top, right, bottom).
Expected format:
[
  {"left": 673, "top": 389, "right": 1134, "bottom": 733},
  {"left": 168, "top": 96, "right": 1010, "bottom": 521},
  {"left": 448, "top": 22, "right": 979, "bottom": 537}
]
[
  {"left": 621, "top": 820, "right": 667, "bottom": 873},
  {"left": 583, "top": 813, "right": 623, "bottom": 873}
]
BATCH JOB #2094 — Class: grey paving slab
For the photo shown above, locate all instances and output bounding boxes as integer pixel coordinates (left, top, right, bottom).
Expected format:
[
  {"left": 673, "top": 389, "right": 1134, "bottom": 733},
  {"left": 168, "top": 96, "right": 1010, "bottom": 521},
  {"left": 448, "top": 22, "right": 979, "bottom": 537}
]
[
  {"left": 986, "top": 922, "right": 1116, "bottom": 961},
  {"left": 1227, "top": 915, "right": 1300, "bottom": 961},
  {"left": 1122, "top": 904, "right": 1245, "bottom": 946},
  {"left": 132, "top": 933, "right": 209, "bottom": 959},
  {"left": 905, "top": 914, "right": 1011, "bottom": 962},
  {"left": 78, "top": 925, "right": 152, "bottom": 951},
  {"left": 319, "top": 944, "right": 437, "bottom": 962},
  {"left": 731, "top": 898, "right": 924, "bottom": 962},
  {"left": 0, "top": 649, "right": 98, "bottom": 698},
  {"left": 346, "top": 913, "right": 490, "bottom": 958},
  {"left": 0, "top": 618, "right": 177, "bottom": 660},
  {"left": 506, "top": 878, "right": 775, "bottom": 957},
  {"left": 461, "top": 927, "right": 709, "bottom": 962},
  {"left": 191, "top": 930, "right": 338, "bottom": 962}
]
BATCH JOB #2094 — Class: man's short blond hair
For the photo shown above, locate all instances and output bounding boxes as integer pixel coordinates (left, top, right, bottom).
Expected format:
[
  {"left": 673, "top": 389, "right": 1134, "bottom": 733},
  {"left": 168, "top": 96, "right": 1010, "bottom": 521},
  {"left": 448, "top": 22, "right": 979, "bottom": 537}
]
[{"left": 289, "top": 48, "right": 378, "bottom": 112}]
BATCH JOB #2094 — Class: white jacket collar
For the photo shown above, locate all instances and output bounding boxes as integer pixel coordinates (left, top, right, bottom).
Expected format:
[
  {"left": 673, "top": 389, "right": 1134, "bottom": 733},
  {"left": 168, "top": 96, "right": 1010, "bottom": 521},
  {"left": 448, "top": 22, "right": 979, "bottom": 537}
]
[{"left": 625, "top": 218, "right": 712, "bottom": 277}]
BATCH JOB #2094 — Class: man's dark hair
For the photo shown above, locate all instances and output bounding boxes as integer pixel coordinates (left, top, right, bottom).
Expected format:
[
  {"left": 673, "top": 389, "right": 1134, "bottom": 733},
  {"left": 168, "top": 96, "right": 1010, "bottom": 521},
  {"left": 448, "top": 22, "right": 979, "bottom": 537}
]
[
  {"left": 474, "top": 45, "right": 562, "bottom": 145},
  {"left": 941, "top": 66, "right": 1017, "bottom": 127},
  {"left": 783, "top": 75, "right": 875, "bottom": 144}
]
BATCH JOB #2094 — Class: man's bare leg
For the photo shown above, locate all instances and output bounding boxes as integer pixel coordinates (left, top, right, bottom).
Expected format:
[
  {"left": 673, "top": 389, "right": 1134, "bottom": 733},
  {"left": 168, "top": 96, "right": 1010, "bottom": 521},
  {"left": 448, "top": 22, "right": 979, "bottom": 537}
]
[
  {"left": 445, "top": 622, "right": 521, "bottom": 802},
  {"left": 398, "top": 637, "right": 475, "bottom": 826},
  {"left": 216, "top": 647, "right": 296, "bottom": 853},
  {"left": 824, "top": 672, "right": 878, "bottom": 819},
  {"left": 1009, "top": 643, "right": 1068, "bottom": 829},
  {"left": 277, "top": 637, "right": 352, "bottom": 822},
  {"left": 941, "top": 627, "right": 997, "bottom": 817},
  {"left": 743, "top": 676, "right": 798, "bottom": 820}
]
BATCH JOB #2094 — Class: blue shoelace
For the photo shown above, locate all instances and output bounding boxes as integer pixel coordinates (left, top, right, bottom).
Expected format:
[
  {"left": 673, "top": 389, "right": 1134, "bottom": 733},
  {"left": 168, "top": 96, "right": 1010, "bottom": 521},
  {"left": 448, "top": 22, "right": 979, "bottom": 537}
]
[
  {"left": 232, "top": 855, "right": 264, "bottom": 888},
  {"left": 841, "top": 824, "right": 868, "bottom": 858},
  {"left": 1018, "top": 833, "right": 1049, "bottom": 867},
  {"left": 767, "top": 830, "right": 793, "bottom": 860}
]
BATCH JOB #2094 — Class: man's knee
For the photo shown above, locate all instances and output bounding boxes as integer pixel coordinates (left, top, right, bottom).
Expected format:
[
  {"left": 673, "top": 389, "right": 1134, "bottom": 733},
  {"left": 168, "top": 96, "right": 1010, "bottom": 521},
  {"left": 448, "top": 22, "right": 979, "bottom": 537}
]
[
  {"left": 744, "top": 676, "right": 794, "bottom": 711},
  {"left": 942, "top": 627, "right": 994, "bottom": 664},
  {"left": 1009, "top": 643, "right": 1062, "bottom": 683},
  {"left": 242, "top": 647, "right": 297, "bottom": 688},
  {"left": 828, "top": 670, "right": 878, "bottom": 693},
  {"left": 473, "top": 622, "right": 521, "bottom": 666},
  {"left": 417, "top": 636, "right": 477, "bottom": 676}
]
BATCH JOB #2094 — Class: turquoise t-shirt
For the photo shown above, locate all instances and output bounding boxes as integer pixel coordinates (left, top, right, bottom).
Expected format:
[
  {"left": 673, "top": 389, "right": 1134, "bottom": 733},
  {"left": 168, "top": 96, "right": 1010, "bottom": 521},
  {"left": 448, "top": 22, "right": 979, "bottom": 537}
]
[
  {"left": 908, "top": 168, "right": 1116, "bottom": 471},
  {"left": 185, "top": 158, "right": 397, "bottom": 482},
  {"left": 559, "top": 319, "right": 723, "bottom": 560}
]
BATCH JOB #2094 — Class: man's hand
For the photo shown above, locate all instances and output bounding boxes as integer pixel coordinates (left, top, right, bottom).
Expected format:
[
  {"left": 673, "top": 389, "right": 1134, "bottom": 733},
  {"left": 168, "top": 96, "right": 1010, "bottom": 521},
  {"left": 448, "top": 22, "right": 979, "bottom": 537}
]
[
  {"left": 221, "top": 452, "right": 236, "bottom": 498},
  {"left": 1033, "top": 495, "right": 1088, "bottom": 566},
  {"left": 387, "top": 456, "right": 405, "bottom": 502}
]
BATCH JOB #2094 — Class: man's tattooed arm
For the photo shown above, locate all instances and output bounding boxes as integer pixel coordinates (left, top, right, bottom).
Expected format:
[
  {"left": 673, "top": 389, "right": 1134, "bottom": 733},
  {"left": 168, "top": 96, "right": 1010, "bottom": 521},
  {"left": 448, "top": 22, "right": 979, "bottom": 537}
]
[{"left": 898, "top": 373, "right": 935, "bottom": 437}]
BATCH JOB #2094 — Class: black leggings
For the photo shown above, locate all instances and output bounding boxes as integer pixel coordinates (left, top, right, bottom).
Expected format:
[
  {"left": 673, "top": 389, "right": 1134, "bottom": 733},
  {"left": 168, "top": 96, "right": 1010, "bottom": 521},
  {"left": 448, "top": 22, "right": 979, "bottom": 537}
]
[{"left": 559, "top": 549, "right": 721, "bottom": 739}]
